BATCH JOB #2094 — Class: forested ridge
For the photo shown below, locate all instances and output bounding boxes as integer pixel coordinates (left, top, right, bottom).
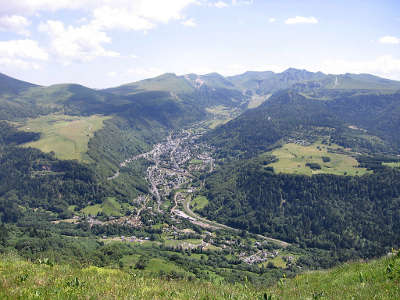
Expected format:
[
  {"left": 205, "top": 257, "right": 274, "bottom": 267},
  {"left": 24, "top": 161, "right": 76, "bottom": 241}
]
[
  {"left": 199, "top": 155, "right": 400, "bottom": 261},
  {"left": 204, "top": 90, "right": 400, "bottom": 157}
]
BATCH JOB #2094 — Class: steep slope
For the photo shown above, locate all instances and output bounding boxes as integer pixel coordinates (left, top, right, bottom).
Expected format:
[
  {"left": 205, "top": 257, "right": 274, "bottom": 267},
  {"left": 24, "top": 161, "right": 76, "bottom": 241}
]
[
  {"left": 1, "top": 252, "right": 399, "bottom": 299},
  {"left": 204, "top": 90, "right": 400, "bottom": 157},
  {"left": 0, "top": 72, "right": 38, "bottom": 96},
  {"left": 104, "top": 72, "right": 248, "bottom": 109}
]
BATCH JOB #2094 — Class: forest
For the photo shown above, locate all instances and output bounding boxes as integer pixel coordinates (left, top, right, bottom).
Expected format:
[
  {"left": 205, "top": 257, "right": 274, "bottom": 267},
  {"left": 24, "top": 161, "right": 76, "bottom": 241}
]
[{"left": 199, "top": 155, "right": 400, "bottom": 262}]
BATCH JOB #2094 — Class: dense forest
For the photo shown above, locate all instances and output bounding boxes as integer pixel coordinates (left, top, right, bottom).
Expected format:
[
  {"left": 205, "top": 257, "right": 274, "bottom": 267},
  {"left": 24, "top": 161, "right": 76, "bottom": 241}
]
[{"left": 199, "top": 156, "right": 400, "bottom": 261}]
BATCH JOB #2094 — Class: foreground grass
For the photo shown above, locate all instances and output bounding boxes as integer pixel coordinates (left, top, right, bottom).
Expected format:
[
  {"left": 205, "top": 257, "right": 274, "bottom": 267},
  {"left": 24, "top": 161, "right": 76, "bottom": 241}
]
[
  {"left": 18, "top": 114, "right": 110, "bottom": 162},
  {"left": 1, "top": 253, "right": 400, "bottom": 299},
  {"left": 269, "top": 253, "right": 400, "bottom": 299},
  {"left": 0, "top": 254, "right": 263, "bottom": 300}
]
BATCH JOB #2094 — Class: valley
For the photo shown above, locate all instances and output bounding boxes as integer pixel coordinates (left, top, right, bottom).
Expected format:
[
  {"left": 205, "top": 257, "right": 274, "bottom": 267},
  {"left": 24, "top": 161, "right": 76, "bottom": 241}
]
[{"left": 1, "top": 68, "right": 400, "bottom": 296}]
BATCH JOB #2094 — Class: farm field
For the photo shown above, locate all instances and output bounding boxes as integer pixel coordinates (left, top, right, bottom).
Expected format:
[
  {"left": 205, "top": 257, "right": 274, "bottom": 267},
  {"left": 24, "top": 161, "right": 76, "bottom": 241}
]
[
  {"left": 81, "top": 197, "right": 123, "bottom": 217},
  {"left": 267, "top": 142, "right": 370, "bottom": 176},
  {"left": 383, "top": 162, "right": 400, "bottom": 169},
  {"left": 190, "top": 196, "right": 209, "bottom": 212},
  {"left": 18, "top": 114, "right": 110, "bottom": 162},
  {"left": 247, "top": 94, "right": 271, "bottom": 109}
]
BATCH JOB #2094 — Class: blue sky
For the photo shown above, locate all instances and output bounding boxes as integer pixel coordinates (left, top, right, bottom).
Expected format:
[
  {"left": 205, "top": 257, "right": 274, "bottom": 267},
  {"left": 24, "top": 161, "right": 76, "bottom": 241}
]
[{"left": 0, "top": 0, "right": 399, "bottom": 88}]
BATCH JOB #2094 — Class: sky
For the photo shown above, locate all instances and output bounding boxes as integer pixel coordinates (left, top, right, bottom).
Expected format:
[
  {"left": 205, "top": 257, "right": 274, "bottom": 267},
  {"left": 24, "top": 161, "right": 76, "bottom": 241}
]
[{"left": 0, "top": 0, "right": 399, "bottom": 88}]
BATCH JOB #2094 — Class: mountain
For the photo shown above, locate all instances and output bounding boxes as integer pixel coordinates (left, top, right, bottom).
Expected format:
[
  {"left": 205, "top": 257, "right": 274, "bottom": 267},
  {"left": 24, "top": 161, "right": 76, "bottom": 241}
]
[
  {"left": 104, "top": 72, "right": 248, "bottom": 109},
  {"left": 197, "top": 88, "right": 400, "bottom": 260},
  {"left": 0, "top": 72, "right": 39, "bottom": 96},
  {"left": 204, "top": 90, "right": 400, "bottom": 157},
  {"left": 228, "top": 68, "right": 400, "bottom": 96},
  {"left": 2, "top": 70, "right": 400, "bottom": 295}
]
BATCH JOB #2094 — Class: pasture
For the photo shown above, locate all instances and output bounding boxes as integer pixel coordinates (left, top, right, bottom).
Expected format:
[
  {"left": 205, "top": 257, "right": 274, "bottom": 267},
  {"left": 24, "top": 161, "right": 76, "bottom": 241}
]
[
  {"left": 190, "top": 196, "right": 209, "bottom": 212},
  {"left": 268, "top": 142, "right": 370, "bottom": 176},
  {"left": 18, "top": 114, "right": 110, "bottom": 162}
]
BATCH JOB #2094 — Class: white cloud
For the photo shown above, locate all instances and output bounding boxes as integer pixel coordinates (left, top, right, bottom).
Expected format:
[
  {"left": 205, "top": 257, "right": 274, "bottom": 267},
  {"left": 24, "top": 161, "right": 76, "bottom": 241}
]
[
  {"left": 0, "top": 39, "right": 48, "bottom": 60},
  {"left": 379, "top": 36, "right": 400, "bottom": 45},
  {"left": 181, "top": 18, "right": 197, "bottom": 27},
  {"left": 268, "top": 18, "right": 276, "bottom": 23},
  {"left": 0, "top": 15, "right": 30, "bottom": 36},
  {"left": 39, "top": 20, "right": 119, "bottom": 63},
  {"left": 231, "top": 0, "right": 253, "bottom": 5},
  {"left": 0, "top": 57, "right": 41, "bottom": 70},
  {"left": 127, "top": 67, "right": 164, "bottom": 78},
  {"left": 285, "top": 16, "right": 318, "bottom": 25},
  {"left": 138, "top": 0, "right": 196, "bottom": 23},
  {"left": 91, "top": 6, "right": 154, "bottom": 31},
  {"left": 107, "top": 71, "right": 117, "bottom": 77},
  {"left": 1, "top": 1, "right": 197, "bottom": 29},
  {"left": 0, "top": 39, "right": 48, "bottom": 70},
  {"left": 214, "top": 1, "right": 228, "bottom": 8},
  {"left": 317, "top": 55, "right": 400, "bottom": 80}
]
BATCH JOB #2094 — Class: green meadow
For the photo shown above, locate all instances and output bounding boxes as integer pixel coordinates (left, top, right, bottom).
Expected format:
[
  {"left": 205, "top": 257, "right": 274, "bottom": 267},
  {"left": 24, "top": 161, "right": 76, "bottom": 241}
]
[
  {"left": 190, "top": 196, "right": 209, "bottom": 212},
  {"left": 383, "top": 162, "right": 400, "bottom": 169},
  {"left": 268, "top": 142, "right": 370, "bottom": 176},
  {"left": 81, "top": 197, "right": 124, "bottom": 217},
  {"left": 18, "top": 114, "right": 110, "bottom": 162}
]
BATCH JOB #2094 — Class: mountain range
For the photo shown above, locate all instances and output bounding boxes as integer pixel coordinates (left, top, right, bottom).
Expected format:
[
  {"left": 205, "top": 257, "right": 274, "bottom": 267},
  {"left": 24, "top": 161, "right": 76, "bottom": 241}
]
[{"left": 1, "top": 68, "right": 400, "bottom": 292}]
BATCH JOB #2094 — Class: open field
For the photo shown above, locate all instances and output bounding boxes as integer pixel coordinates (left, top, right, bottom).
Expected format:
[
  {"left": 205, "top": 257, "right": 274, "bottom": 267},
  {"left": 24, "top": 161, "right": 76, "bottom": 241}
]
[
  {"left": 268, "top": 142, "right": 370, "bottom": 176},
  {"left": 18, "top": 114, "right": 110, "bottom": 162},
  {"left": 82, "top": 197, "right": 123, "bottom": 217},
  {"left": 190, "top": 196, "right": 209, "bottom": 212},
  {"left": 247, "top": 94, "right": 271, "bottom": 109},
  {"left": 205, "top": 105, "right": 237, "bottom": 129},
  {"left": 383, "top": 162, "right": 400, "bottom": 169}
]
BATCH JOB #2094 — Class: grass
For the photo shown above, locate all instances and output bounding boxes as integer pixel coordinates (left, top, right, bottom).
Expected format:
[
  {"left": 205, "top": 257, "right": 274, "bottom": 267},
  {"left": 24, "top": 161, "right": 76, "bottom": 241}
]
[
  {"left": 268, "top": 253, "right": 400, "bottom": 299},
  {"left": 247, "top": 94, "right": 271, "bottom": 109},
  {"left": 1, "top": 252, "right": 400, "bottom": 299},
  {"left": 189, "top": 159, "right": 203, "bottom": 165},
  {"left": 268, "top": 142, "right": 370, "bottom": 176},
  {"left": 18, "top": 114, "right": 110, "bottom": 162},
  {"left": 383, "top": 162, "right": 400, "bottom": 169},
  {"left": 190, "top": 196, "right": 209, "bottom": 212},
  {"left": 205, "top": 105, "right": 238, "bottom": 129},
  {"left": 133, "top": 73, "right": 194, "bottom": 94},
  {"left": 146, "top": 258, "right": 189, "bottom": 275},
  {"left": 0, "top": 254, "right": 262, "bottom": 300},
  {"left": 81, "top": 197, "right": 122, "bottom": 217}
]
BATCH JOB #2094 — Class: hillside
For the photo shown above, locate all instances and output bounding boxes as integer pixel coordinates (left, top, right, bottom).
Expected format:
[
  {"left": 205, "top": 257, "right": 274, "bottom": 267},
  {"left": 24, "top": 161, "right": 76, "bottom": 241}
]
[
  {"left": 228, "top": 68, "right": 400, "bottom": 96},
  {"left": 0, "top": 72, "right": 38, "bottom": 96},
  {"left": 2, "top": 70, "right": 400, "bottom": 298},
  {"left": 204, "top": 90, "right": 400, "bottom": 157},
  {"left": 1, "top": 252, "right": 399, "bottom": 299}
]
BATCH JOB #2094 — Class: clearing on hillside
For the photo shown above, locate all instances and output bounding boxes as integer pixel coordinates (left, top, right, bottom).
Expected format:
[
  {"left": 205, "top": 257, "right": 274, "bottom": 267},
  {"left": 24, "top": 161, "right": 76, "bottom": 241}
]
[
  {"left": 18, "top": 114, "right": 110, "bottom": 162},
  {"left": 267, "top": 142, "right": 370, "bottom": 176}
]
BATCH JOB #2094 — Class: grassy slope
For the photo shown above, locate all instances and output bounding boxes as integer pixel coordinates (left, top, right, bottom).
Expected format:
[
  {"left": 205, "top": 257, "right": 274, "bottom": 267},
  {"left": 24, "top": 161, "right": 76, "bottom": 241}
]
[
  {"left": 383, "top": 162, "right": 400, "bottom": 169},
  {"left": 269, "top": 253, "right": 400, "bottom": 299},
  {"left": 268, "top": 142, "right": 370, "bottom": 176},
  {"left": 18, "top": 114, "right": 110, "bottom": 162},
  {"left": 1, "top": 253, "right": 400, "bottom": 299},
  {"left": 81, "top": 197, "right": 123, "bottom": 217},
  {"left": 190, "top": 196, "right": 209, "bottom": 212},
  {"left": 0, "top": 254, "right": 262, "bottom": 300}
]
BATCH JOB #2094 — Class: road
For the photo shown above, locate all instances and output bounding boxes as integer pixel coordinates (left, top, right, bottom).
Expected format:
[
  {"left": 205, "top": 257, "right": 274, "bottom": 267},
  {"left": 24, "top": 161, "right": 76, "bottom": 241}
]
[{"left": 111, "top": 128, "right": 290, "bottom": 247}]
